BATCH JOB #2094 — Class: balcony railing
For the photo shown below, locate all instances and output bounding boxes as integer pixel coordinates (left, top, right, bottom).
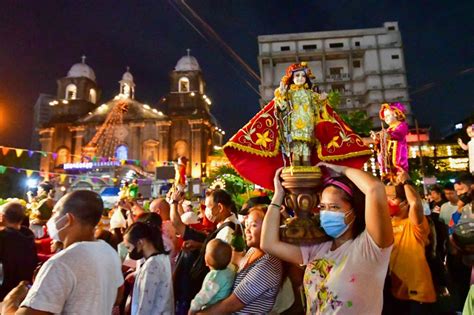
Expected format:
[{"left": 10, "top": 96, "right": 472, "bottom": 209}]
[{"left": 326, "top": 73, "right": 351, "bottom": 81}]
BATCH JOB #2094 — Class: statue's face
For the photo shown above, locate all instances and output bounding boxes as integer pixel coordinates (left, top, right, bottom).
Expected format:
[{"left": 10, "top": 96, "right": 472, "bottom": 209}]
[
  {"left": 293, "top": 71, "right": 306, "bottom": 86},
  {"left": 383, "top": 109, "right": 397, "bottom": 125}
]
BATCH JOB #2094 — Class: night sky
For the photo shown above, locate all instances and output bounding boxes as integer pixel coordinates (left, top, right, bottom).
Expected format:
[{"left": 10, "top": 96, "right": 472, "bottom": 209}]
[{"left": 1, "top": 0, "right": 473, "bottom": 148}]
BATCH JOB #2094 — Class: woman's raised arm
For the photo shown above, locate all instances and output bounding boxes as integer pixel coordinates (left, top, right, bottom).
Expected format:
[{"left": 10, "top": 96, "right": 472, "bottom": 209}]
[{"left": 261, "top": 168, "right": 303, "bottom": 265}]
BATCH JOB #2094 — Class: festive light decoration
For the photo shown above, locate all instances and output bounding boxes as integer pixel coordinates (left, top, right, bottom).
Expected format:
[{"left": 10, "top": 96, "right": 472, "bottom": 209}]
[{"left": 0, "top": 145, "right": 176, "bottom": 168}]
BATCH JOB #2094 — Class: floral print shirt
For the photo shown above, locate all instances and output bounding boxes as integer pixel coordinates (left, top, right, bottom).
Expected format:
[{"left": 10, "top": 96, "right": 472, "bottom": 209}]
[{"left": 300, "top": 231, "right": 392, "bottom": 314}]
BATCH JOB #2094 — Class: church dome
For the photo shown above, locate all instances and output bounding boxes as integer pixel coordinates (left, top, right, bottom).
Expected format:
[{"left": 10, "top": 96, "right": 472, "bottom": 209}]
[
  {"left": 122, "top": 70, "right": 133, "bottom": 81},
  {"left": 175, "top": 51, "right": 200, "bottom": 72},
  {"left": 67, "top": 56, "right": 96, "bottom": 81}
]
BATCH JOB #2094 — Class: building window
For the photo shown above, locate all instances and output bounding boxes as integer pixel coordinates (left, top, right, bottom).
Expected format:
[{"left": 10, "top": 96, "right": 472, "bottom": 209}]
[
  {"left": 353, "top": 60, "right": 361, "bottom": 68},
  {"left": 65, "top": 84, "right": 77, "bottom": 100},
  {"left": 329, "top": 67, "right": 343, "bottom": 75},
  {"left": 331, "top": 84, "right": 345, "bottom": 92},
  {"left": 302, "top": 44, "right": 317, "bottom": 50},
  {"left": 355, "top": 41, "right": 360, "bottom": 47},
  {"left": 115, "top": 145, "right": 128, "bottom": 161},
  {"left": 391, "top": 54, "right": 400, "bottom": 60},
  {"left": 280, "top": 46, "right": 290, "bottom": 51},
  {"left": 89, "top": 88, "right": 97, "bottom": 103},
  {"left": 178, "top": 77, "right": 190, "bottom": 93},
  {"left": 329, "top": 42, "right": 344, "bottom": 48},
  {"left": 388, "top": 26, "right": 396, "bottom": 31},
  {"left": 121, "top": 84, "right": 131, "bottom": 97}
]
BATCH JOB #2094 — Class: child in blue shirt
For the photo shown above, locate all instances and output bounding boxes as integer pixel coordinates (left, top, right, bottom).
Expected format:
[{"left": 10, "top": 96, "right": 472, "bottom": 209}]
[{"left": 189, "top": 238, "right": 235, "bottom": 313}]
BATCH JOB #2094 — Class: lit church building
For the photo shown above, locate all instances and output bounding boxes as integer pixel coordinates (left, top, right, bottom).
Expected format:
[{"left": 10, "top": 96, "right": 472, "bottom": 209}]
[{"left": 37, "top": 52, "right": 224, "bottom": 185}]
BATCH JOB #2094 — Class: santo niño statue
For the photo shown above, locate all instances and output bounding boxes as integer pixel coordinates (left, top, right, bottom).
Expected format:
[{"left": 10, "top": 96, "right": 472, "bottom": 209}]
[{"left": 224, "top": 62, "right": 371, "bottom": 190}]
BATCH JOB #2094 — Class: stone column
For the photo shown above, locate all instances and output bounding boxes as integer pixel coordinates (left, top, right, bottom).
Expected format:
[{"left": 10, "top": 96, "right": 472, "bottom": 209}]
[
  {"left": 188, "top": 119, "right": 205, "bottom": 179},
  {"left": 39, "top": 128, "right": 55, "bottom": 174},
  {"left": 130, "top": 122, "right": 145, "bottom": 160},
  {"left": 156, "top": 121, "right": 172, "bottom": 164},
  {"left": 69, "top": 125, "right": 85, "bottom": 162}
]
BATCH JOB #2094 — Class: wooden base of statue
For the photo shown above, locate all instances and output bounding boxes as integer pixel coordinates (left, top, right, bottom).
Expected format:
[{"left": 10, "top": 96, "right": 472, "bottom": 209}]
[{"left": 279, "top": 166, "right": 331, "bottom": 245}]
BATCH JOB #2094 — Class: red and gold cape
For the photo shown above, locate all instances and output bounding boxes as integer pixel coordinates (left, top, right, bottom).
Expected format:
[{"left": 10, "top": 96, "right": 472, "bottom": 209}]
[{"left": 223, "top": 100, "right": 372, "bottom": 190}]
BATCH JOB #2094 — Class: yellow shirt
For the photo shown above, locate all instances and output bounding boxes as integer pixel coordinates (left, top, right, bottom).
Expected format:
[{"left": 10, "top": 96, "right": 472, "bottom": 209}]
[{"left": 390, "top": 217, "right": 436, "bottom": 303}]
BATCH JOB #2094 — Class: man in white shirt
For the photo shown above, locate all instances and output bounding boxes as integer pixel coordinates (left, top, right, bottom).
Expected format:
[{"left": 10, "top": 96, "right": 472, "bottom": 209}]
[
  {"left": 2, "top": 190, "right": 124, "bottom": 315},
  {"left": 439, "top": 183, "right": 459, "bottom": 225}
]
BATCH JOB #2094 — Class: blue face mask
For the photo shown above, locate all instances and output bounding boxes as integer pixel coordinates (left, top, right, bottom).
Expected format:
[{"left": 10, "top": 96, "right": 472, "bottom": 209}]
[{"left": 319, "top": 210, "right": 353, "bottom": 238}]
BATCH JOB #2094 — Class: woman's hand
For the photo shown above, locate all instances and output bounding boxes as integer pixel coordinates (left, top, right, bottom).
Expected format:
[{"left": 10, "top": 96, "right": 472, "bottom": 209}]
[
  {"left": 272, "top": 167, "right": 285, "bottom": 205},
  {"left": 396, "top": 170, "right": 410, "bottom": 185},
  {"left": 317, "top": 162, "right": 347, "bottom": 177},
  {"left": 168, "top": 188, "right": 185, "bottom": 204}
]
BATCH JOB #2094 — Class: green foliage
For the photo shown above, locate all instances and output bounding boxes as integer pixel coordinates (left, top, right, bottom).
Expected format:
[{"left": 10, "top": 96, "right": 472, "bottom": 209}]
[
  {"left": 327, "top": 91, "right": 341, "bottom": 108},
  {"left": 326, "top": 91, "right": 373, "bottom": 136},
  {"left": 340, "top": 111, "right": 373, "bottom": 136},
  {"left": 409, "top": 157, "right": 464, "bottom": 187},
  {"left": 206, "top": 165, "right": 254, "bottom": 210}
]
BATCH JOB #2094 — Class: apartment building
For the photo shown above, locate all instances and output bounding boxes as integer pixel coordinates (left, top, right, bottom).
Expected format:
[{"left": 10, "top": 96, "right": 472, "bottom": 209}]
[{"left": 258, "top": 22, "right": 412, "bottom": 125}]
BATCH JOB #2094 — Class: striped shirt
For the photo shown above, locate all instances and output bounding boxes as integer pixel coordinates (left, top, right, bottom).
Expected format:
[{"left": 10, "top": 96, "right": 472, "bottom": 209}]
[{"left": 233, "top": 248, "right": 282, "bottom": 314}]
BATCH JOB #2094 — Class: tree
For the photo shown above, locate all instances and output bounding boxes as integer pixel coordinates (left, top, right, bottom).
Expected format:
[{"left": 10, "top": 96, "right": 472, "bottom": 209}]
[
  {"left": 339, "top": 111, "right": 373, "bottom": 136},
  {"left": 327, "top": 91, "right": 373, "bottom": 136}
]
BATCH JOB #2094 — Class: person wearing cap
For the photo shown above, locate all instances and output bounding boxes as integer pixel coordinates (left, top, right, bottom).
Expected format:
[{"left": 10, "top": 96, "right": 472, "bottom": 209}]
[{"left": 262, "top": 163, "right": 393, "bottom": 314}]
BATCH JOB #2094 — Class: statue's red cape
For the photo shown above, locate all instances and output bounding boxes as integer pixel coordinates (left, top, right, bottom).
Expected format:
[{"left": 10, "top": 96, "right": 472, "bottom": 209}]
[{"left": 223, "top": 100, "right": 372, "bottom": 190}]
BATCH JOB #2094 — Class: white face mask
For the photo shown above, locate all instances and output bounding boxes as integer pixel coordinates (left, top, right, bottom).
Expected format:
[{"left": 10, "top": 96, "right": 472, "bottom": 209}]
[
  {"left": 205, "top": 207, "right": 217, "bottom": 223},
  {"left": 46, "top": 214, "right": 69, "bottom": 242}
]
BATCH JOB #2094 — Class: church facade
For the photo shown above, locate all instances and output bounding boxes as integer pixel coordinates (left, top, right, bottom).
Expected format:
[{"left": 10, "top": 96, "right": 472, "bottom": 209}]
[{"left": 36, "top": 53, "right": 224, "bottom": 185}]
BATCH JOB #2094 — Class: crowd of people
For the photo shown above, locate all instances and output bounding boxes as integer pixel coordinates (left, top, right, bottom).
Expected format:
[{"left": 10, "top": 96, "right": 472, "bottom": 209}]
[{"left": 0, "top": 164, "right": 473, "bottom": 314}]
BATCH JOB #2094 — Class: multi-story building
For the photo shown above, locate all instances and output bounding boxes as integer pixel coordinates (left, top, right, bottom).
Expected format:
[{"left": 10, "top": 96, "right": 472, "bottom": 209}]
[{"left": 257, "top": 22, "right": 412, "bottom": 126}]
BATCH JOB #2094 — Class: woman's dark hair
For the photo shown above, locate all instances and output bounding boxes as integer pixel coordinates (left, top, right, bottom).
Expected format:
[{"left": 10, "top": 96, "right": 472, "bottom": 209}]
[
  {"left": 95, "top": 229, "right": 118, "bottom": 250},
  {"left": 125, "top": 221, "right": 168, "bottom": 255},
  {"left": 395, "top": 184, "right": 407, "bottom": 202},
  {"left": 323, "top": 176, "right": 366, "bottom": 238},
  {"left": 136, "top": 212, "right": 163, "bottom": 230}
]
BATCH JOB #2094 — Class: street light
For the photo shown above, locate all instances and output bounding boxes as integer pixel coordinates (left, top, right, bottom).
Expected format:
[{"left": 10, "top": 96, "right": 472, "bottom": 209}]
[{"left": 26, "top": 178, "right": 38, "bottom": 189}]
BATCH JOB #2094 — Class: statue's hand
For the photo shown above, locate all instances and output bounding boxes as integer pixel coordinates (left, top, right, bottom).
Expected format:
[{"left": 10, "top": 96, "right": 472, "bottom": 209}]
[
  {"left": 277, "top": 102, "right": 287, "bottom": 111},
  {"left": 319, "top": 92, "right": 328, "bottom": 100},
  {"left": 370, "top": 130, "right": 378, "bottom": 140},
  {"left": 279, "top": 81, "right": 287, "bottom": 95}
]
